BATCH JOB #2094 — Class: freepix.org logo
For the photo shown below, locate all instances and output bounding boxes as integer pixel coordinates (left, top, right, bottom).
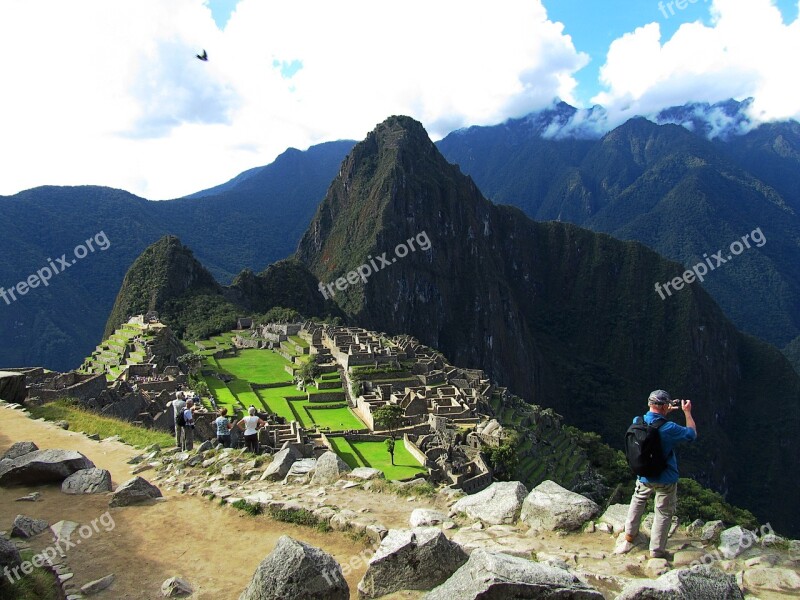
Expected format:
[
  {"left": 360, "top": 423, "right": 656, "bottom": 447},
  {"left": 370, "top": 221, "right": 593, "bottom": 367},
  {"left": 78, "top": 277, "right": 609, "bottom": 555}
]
[
  {"left": 318, "top": 231, "right": 431, "bottom": 299},
  {"left": 0, "top": 231, "right": 111, "bottom": 306}
]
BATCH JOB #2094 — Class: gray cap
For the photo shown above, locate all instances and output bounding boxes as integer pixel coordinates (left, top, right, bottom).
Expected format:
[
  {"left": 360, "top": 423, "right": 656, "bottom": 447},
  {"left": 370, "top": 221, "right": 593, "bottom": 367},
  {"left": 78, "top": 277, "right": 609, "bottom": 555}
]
[{"left": 648, "top": 389, "right": 671, "bottom": 405}]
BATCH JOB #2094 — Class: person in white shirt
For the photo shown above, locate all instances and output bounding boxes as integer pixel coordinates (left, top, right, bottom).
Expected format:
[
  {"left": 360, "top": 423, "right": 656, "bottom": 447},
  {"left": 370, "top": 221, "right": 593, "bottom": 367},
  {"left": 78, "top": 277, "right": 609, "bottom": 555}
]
[
  {"left": 170, "top": 395, "right": 187, "bottom": 447},
  {"left": 180, "top": 399, "right": 196, "bottom": 451},
  {"left": 237, "top": 406, "right": 266, "bottom": 453}
]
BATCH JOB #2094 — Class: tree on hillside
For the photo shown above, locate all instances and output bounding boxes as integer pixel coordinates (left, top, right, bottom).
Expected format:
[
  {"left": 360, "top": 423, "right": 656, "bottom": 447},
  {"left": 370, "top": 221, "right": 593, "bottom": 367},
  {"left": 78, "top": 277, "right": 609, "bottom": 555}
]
[
  {"left": 178, "top": 352, "right": 204, "bottom": 375},
  {"left": 384, "top": 437, "right": 396, "bottom": 465},
  {"left": 373, "top": 404, "right": 405, "bottom": 439},
  {"left": 298, "top": 355, "right": 321, "bottom": 385},
  {"left": 487, "top": 430, "right": 520, "bottom": 481}
]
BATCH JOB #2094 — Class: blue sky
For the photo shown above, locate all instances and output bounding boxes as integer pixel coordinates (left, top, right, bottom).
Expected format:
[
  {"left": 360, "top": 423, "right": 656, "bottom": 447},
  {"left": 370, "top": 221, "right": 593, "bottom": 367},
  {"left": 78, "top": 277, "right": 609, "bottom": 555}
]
[{"left": 543, "top": 0, "right": 799, "bottom": 106}]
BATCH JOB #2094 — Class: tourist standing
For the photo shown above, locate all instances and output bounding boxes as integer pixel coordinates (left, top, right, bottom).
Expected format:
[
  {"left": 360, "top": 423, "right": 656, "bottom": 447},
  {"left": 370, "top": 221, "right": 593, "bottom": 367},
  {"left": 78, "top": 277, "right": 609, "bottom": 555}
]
[
  {"left": 180, "top": 399, "right": 197, "bottom": 451},
  {"left": 170, "top": 392, "right": 187, "bottom": 448},
  {"left": 237, "top": 406, "right": 265, "bottom": 453},
  {"left": 214, "top": 407, "right": 233, "bottom": 448}
]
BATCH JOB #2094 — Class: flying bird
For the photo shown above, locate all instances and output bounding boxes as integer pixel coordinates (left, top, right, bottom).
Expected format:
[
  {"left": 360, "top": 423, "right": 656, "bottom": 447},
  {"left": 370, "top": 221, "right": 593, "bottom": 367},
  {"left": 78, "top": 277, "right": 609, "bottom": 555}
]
[{"left": 196, "top": 49, "right": 208, "bottom": 61}]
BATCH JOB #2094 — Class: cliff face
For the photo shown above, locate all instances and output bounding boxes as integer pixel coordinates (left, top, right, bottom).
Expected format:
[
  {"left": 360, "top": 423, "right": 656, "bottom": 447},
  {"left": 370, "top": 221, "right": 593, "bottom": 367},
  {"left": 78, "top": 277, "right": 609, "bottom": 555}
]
[{"left": 297, "top": 116, "right": 800, "bottom": 535}]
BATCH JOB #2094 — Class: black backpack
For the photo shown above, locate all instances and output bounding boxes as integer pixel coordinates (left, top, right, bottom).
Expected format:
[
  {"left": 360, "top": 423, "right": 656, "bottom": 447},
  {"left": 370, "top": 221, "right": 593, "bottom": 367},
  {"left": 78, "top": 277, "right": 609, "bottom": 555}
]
[
  {"left": 625, "top": 416, "right": 669, "bottom": 477},
  {"left": 176, "top": 408, "right": 186, "bottom": 427}
]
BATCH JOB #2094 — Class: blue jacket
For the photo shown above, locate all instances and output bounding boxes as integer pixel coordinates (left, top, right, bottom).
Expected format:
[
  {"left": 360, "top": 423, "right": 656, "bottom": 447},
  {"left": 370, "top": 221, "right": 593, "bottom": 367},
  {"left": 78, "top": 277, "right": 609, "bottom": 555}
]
[{"left": 637, "top": 411, "right": 696, "bottom": 484}]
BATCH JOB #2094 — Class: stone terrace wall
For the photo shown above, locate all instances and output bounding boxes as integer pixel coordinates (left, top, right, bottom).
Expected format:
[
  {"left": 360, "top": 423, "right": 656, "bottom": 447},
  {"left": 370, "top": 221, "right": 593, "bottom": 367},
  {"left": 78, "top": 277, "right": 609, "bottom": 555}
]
[{"left": 0, "top": 371, "right": 26, "bottom": 403}]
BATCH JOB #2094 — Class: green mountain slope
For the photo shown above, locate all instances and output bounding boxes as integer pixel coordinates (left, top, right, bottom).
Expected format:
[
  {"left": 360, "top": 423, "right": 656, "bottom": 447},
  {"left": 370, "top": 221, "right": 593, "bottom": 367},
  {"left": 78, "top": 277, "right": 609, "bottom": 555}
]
[
  {"left": 297, "top": 115, "right": 800, "bottom": 536},
  {"left": 437, "top": 116, "right": 800, "bottom": 350},
  {"left": 0, "top": 141, "right": 354, "bottom": 371}
]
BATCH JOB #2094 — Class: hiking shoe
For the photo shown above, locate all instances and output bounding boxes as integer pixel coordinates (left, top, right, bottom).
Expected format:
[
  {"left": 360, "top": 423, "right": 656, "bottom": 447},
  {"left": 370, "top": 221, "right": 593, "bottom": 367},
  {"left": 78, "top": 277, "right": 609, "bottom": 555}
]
[
  {"left": 650, "top": 550, "right": 673, "bottom": 560},
  {"left": 613, "top": 533, "right": 636, "bottom": 555}
]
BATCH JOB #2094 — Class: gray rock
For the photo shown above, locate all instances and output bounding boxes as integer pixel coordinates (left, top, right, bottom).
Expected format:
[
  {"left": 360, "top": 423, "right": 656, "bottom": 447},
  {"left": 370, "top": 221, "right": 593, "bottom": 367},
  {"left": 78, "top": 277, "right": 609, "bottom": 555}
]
[
  {"left": 1, "top": 441, "right": 38, "bottom": 460},
  {"left": 0, "top": 449, "right": 95, "bottom": 485},
  {"left": 11, "top": 514, "right": 49, "bottom": 538},
  {"left": 61, "top": 468, "right": 112, "bottom": 494},
  {"left": 283, "top": 458, "right": 317, "bottom": 484},
  {"left": 645, "top": 558, "right": 670, "bottom": 578},
  {"left": 108, "top": 476, "right": 162, "bottom": 507},
  {"left": 598, "top": 504, "right": 629, "bottom": 534},
  {"left": 86, "top": 433, "right": 100, "bottom": 441},
  {"left": 615, "top": 565, "right": 744, "bottom": 599},
  {"left": 50, "top": 520, "right": 79, "bottom": 543},
  {"left": 742, "top": 567, "right": 800, "bottom": 592},
  {"left": 718, "top": 526, "right": 757, "bottom": 559},
  {"left": 81, "top": 573, "right": 115, "bottom": 595},
  {"left": 520, "top": 480, "right": 600, "bottom": 532},
  {"left": 239, "top": 535, "right": 348, "bottom": 600},
  {"left": 450, "top": 481, "right": 528, "bottom": 525},
  {"left": 55, "top": 420, "right": 69, "bottom": 429},
  {"left": 350, "top": 467, "right": 384, "bottom": 480},
  {"left": 0, "top": 535, "right": 22, "bottom": 570},
  {"left": 358, "top": 527, "right": 468, "bottom": 598},
  {"left": 260, "top": 446, "right": 302, "bottom": 481},
  {"left": 15, "top": 492, "right": 42, "bottom": 502},
  {"left": 161, "top": 576, "right": 192, "bottom": 597},
  {"left": 311, "top": 451, "right": 351, "bottom": 485},
  {"left": 687, "top": 519, "right": 705, "bottom": 535},
  {"left": 424, "top": 549, "right": 604, "bottom": 599},
  {"left": 197, "top": 440, "right": 213, "bottom": 453},
  {"left": 701, "top": 520, "right": 725, "bottom": 542},
  {"left": 410, "top": 509, "right": 448, "bottom": 528}
]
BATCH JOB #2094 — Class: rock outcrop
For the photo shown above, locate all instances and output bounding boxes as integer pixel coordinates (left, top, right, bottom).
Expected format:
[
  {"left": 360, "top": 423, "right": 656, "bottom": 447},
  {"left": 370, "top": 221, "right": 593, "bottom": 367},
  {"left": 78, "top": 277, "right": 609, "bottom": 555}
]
[
  {"left": 0, "top": 536, "right": 21, "bottom": 571},
  {"left": 11, "top": 514, "right": 49, "bottom": 539},
  {"left": 239, "top": 535, "right": 348, "bottom": 600},
  {"left": 450, "top": 481, "right": 527, "bottom": 525},
  {"left": 520, "top": 480, "right": 599, "bottom": 531},
  {"left": 0, "top": 449, "right": 95, "bottom": 485},
  {"left": 616, "top": 565, "right": 744, "bottom": 599},
  {"left": 424, "top": 549, "right": 604, "bottom": 599},
  {"left": 1, "top": 441, "right": 38, "bottom": 460},
  {"left": 357, "top": 527, "right": 468, "bottom": 598},
  {"left": 260, "top": 446, "right": 301, "bottom": 481},
  {"left": 61, "top": 468, "right": 113, "bottom": 494},
  {"left": 310, "top": 451, "right": 351, "bottom": 485},
  {"left": 108, "top": 476, "right": 162, "bottom": 507}
]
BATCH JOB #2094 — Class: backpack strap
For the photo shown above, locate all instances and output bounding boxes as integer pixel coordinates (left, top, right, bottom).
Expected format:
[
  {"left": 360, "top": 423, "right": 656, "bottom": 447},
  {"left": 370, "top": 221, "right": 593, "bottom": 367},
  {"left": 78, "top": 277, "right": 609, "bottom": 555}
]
[{"left": 650, "top": 417, "right": 667, "bottom": 429}]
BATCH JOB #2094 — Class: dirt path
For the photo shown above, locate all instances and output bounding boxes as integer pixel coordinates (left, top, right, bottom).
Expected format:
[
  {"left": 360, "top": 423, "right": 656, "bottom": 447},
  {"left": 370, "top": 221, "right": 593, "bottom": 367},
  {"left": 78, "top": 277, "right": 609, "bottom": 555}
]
[{"left": 0, "top": 406, "right": 419, "bottom": 599}]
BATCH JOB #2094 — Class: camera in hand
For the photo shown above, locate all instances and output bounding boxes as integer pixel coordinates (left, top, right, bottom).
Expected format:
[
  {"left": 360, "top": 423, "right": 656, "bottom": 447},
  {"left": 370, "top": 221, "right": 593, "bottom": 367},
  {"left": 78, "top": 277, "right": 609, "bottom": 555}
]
[{"left": 670, "top": 399, "right": 681, "bottom": 408}]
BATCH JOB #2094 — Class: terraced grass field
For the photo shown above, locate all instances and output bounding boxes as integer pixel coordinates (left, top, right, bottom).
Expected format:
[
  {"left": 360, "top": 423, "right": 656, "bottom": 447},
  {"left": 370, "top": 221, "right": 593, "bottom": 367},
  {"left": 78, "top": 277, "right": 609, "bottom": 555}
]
[
  {"left": 216, "top": 349, "right": 293, "bottom": 384},
  {"left": 327, "top": 437, "right": 426, "bottom": 480},
  {"left": 203, "top": 376, "right": 240, "bottom": 412}
]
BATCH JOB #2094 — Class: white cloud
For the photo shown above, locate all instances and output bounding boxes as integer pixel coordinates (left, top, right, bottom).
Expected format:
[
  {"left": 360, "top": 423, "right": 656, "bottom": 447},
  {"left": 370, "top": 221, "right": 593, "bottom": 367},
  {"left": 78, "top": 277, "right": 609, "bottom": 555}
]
[
  {"left": 0, "top": 0, "right": 587, "bottom": 199},
  {"left": 592, "top": 0, "right": 800, "bottom": 128}
]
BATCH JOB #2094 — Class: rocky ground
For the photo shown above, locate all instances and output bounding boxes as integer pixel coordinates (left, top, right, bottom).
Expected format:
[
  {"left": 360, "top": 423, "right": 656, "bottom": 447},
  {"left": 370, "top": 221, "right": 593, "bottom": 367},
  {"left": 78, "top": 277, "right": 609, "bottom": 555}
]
[{"left": 2, "top": 401, "right": 799, "bottom": 599}]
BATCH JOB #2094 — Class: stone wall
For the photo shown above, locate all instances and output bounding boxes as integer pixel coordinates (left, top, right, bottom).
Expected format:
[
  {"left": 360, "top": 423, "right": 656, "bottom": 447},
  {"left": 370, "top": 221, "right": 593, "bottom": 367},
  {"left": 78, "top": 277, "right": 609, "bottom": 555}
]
[
  {"left": 32, "top": 373, "right": 107, "bottom": 404},
  {"left": 0, "top": 371, "right": 26, "bottom": 403}
]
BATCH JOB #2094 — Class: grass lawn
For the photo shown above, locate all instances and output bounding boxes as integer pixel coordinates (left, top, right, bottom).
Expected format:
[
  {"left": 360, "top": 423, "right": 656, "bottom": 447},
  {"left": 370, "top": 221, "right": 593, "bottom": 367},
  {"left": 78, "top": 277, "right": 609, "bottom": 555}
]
[
  {"left": 328, "top": 437, "right": 426, "bottom": 480},
  {"left": 217, "top": 349, "right": 293, "bottom": 384},
  {"left": 28, "top": 400, "right": 175, "bottom": 448},
  {"left": 289, "top": 335, "right": 309, "bottom": 349},
  {"left": 303, "top": 405, "right": 365, "bottom": 430},
  {"left": 203, "top": 376, "right": 240, "bottom": 411},
  {"left": 226, "top": 379, "right": 262, "bottom": 413}
]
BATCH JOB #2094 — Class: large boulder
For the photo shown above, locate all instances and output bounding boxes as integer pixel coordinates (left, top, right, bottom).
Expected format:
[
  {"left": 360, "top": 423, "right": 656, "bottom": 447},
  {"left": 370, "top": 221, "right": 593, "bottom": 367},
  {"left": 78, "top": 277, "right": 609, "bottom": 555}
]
[
  {"left": 108, "top": 476, "right": 162, "bottom": 507},
  {"left": 615, "top": 565, "right": 744, "bottom": 599},
  {"left": 11, "top": 514, "right": 49, "bottom": 538},
  {"left": 424, "top": 549, "right": 604, "bottom": 599},
  {"left": 598, "top": 504, "right": 630, "bottom": 534},
  {"left": 61, "top": 468, "right": 113, "bottom": 494},
  {"left": 283, "top": 458, "right": 317, "bottom": 484},
  {"left": 310, "top": 451, "right": 351, "bottom": 485},
  {"left": 239, "top": 535, "right": 348, "bottom": 600},
  {"left": 520, "top": 480, "right": 600, "bottom": 532},
  {"left": 0, "top": 449, "right": 95, "bottom": 485},
  {"left": 0, "top": 536, "right": 21, "bottom": 571},
  {"left": 450, "top": 481, "right": 527, "bottom": 525},
  {"left": 260, "top": 446, "right": 302, "bottom": 481},
  {"left": 718, "top": 526, "right": 758, "bottom": 559},
  {"left": 742, "top": 567, "right": 800, "bottom": 593},
  {"left": 1, "top": 441, "right": 38, "bottom": 460},
  {"left": 350, "top": 467, "right": 384, "bottom": 481},
  {"left": 357, "top": 527, "right": 468, "bottom": 598}
]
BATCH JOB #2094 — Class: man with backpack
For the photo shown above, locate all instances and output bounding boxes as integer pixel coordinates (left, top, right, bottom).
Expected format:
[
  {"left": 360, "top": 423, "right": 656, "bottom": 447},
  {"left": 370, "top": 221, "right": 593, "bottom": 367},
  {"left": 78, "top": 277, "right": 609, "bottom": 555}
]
[
  {"left": 614, "top": 389, "right": 697, "bottom": 559},
  {"left": 170, "top": 392, "right": 187, "bottom": 448}
]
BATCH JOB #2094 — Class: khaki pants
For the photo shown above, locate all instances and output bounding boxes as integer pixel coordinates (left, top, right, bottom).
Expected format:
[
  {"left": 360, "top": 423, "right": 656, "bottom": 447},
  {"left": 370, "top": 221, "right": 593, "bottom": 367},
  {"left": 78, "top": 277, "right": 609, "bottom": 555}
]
[
  {"left": 180, "top": 426, "right": 194, "bottom": 451},
  {"left": 624, "top": 480, "right": 677, "bottom": 555}
]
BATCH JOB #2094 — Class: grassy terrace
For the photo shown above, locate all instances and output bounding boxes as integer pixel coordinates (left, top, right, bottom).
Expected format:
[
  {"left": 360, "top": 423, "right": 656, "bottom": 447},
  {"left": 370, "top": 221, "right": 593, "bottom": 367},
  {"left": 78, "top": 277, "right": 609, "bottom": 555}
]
[
  {"left": 327, "top": 437, "right": 426, "bottom": 480},
  {"left": 28, "top": 400, "right": 175, "bottom": 448},
  {"left": 216, "top": 349, "right": 293, "bottom": 384}
]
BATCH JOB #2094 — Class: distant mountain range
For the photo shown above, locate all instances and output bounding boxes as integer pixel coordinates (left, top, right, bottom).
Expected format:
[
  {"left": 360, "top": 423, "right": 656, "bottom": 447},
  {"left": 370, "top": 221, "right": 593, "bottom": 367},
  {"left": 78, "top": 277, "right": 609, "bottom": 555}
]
[
  {"left": 1, "top": 100, "right": 798, "bottom": 376},
  {"left": 107, "top": 116, "right": 800, "bottom": 536}
]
